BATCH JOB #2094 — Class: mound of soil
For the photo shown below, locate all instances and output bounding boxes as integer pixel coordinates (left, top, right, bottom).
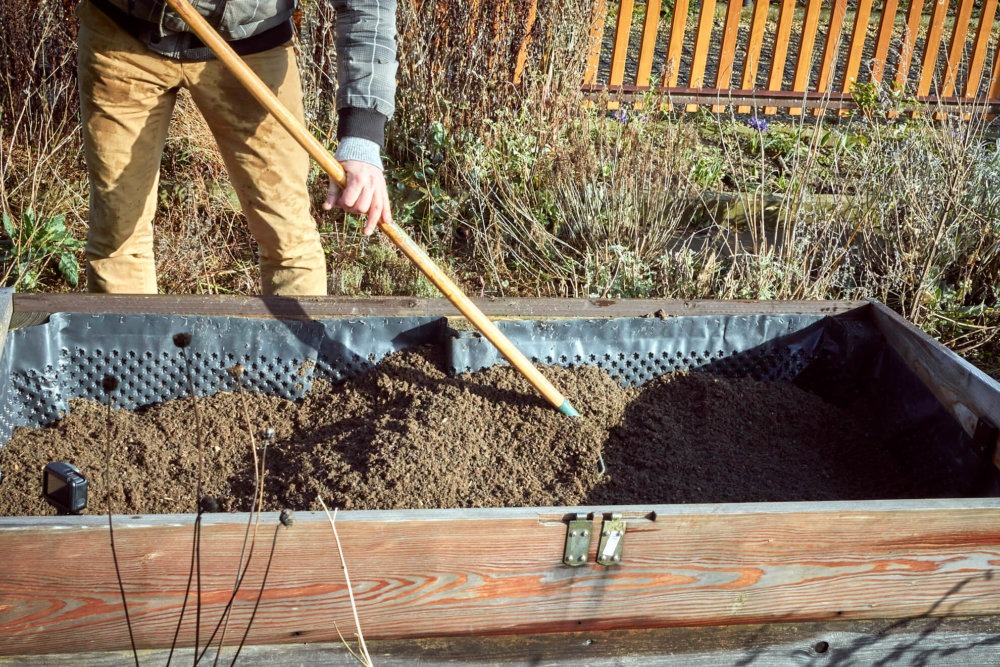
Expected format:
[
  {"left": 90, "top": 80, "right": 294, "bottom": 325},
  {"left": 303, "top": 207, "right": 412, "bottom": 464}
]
[{"left": 0, "top": 346, "right": 931, "bottom": 516}]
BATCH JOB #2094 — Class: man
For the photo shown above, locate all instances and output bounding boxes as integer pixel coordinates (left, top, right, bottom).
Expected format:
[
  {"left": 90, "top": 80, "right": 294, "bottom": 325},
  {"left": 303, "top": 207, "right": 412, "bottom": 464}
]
[{"left": 77, "top": 0, "right": 397, "bottom": 295}]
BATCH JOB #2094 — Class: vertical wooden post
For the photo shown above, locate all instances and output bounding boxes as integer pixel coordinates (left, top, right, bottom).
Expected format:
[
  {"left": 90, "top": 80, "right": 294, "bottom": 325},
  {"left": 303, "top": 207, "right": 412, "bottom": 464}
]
[
  {"left": 789, "top": 0, "right": 823, "bottom": 115},
  {"left": 889, "top": 0, "right": 925, "bottom": 118},
  {"left": 664, "top": 0, "right": 691, "bottom": 112},
  {"left": 870, "top": 0, "right": 899, "bottom": 85},
  {"left": 711, "top": 0, "right": 745, "bottom": 112},
  {"left": 841, "top": 0, "right": 875, "bottom": 94},
  {"left": 584, "top": 0, "right": 609, "bottom": 86},
  {"left": 765, "top": 0, "right": 797, "bottom": 115},
  {"left": 738, "top": 0, "right": 772, "bottom": 114},
  {"left": 813, "top": 0, "right": 849, "bottom": 115},
  {"left": 687, "top": 0, "right": 719, "bottom": 111},
  {"left": 963, "top": 0, "right": 1000, "bottom": 100},
  {"left": 941, "top": 0, "right": 976, "bottom": 98},
  {"left": 916, "top": 0, "right": 949, "bottom": 98},
  {"left": 989, "top": 34, "right": 1000, "bottom": 102},
  {"left": 513, "top": 0, "right": 539, "bottom": 85},
  {"left": 636, "top": 0, "right": 663, "bottom": 88},
  {"left": 609, "top": 0, "right": 637, "bottom": 89}
]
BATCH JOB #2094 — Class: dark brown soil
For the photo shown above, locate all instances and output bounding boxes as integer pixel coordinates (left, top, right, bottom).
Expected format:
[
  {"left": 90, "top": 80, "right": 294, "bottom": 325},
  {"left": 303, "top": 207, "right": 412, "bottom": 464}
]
[{"left": 0, "top": 346, "right": 924, "bottom": 516}]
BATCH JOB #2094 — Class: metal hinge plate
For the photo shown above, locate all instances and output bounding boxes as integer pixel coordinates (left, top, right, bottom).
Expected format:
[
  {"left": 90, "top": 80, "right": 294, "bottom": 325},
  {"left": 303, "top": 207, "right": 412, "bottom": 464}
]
[
  {"left": 563, "top": 514, "right": 593, "bottom": 567},
  {"left": 597, "top": 514, "right": 626, "bottom": 566}
]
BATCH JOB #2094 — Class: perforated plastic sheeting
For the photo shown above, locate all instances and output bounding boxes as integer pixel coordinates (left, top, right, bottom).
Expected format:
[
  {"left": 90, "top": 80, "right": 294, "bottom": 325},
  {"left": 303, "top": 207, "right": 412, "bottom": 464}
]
[
  {"left": 0, "top": 313, "right": 445, "bottom": 443},
  {"left": 448, "top": 315, "right": 833, "bottom": 387}
]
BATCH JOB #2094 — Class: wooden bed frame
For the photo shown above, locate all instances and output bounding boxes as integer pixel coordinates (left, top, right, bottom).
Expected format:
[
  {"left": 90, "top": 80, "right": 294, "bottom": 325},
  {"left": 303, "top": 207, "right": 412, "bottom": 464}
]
[{"left": 1, "top": 296, "right": 998, "bottom": 663}]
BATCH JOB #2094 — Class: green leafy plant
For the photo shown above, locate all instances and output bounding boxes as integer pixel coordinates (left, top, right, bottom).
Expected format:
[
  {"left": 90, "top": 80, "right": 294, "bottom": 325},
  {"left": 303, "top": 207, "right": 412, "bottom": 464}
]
[{"left": 1, "top": 208, "right": 84, "bottom": 289}]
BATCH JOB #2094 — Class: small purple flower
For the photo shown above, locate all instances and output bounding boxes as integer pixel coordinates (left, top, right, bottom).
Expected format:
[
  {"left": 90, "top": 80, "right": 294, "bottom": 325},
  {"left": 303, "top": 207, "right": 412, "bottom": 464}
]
[
  {"left": 746, "top": 116, "right": 769, "bottom": 133},
  {"left": 613, "top": 108, "right": 628, "bottom": 124}
]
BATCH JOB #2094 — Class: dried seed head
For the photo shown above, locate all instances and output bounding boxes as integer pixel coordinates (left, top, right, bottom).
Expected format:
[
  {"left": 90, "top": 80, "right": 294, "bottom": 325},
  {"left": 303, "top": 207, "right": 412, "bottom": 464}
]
[
  {"left": 101, "top": 375, "right": 120, "bottom": 393},
  {"left": 279, "top": 509, "right": 295, "bottom": 527},
  {"left": 227, "top": 363, "right": 245, "bottom": 378},
  {"left": 173, "top": 332, "right": 192, "bottom": 348}
]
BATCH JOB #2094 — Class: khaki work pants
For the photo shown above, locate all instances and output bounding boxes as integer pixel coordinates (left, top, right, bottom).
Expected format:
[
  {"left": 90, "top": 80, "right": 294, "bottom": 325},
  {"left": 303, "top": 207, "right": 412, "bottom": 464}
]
[{"left": 77, "top": 0, "right": 327, "bottom": 295}]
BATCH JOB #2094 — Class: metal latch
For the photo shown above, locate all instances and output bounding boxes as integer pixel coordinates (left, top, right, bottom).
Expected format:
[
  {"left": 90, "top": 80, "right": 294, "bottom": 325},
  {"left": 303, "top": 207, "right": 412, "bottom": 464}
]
[
  {"left": 597, "top": 514, "right": 626, "bottom": 566},
  {"left": 563, "top": 514, "right": 593, "bottom": 567}
]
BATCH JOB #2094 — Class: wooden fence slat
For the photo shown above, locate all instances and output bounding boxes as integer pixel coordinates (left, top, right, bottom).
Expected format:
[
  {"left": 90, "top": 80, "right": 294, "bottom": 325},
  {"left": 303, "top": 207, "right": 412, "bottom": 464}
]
[
  {"left": 712, "top": 0, "right": 746, "bottom": 111},
  {"left": 870, "top": 0, "right": 899, "bottom": 84},
  {"left": 917, "top": 0, "right": 950, "bottom": 97},
  {"left": 842, "top": 0, "right": 875, "bottom": 93},
  {"left": 895, "top": 0, "right": 926, "bottom": 90},
  {"left": 583, "top": 0, "right": 608, "bottom": 86},
  {"left": 687, "top": 0, "right": 719, "bottom": 111},
  {"left": 512, "top": 0, "right": 539, "bottom": 85},
  {"left": 990, "top": 38, "right": 1000, "bottom": 101},
  {"left": 665, "top": 0, "right": 690, "bottom": 88},
  {"left": 609, "top": 0, "right": 636, "bottom": 87},
  {"left": 635, "top": 0, "right": 663, "bottom": 87},
  {"left": 737, "top": 0, "right": 772, "bottom": 113},
  {"left": 764, "top": 0, "right": 798, "bottom": 114},
  {"left": 942, "top": 0, "right": 977, "bottom": 97},
  {"left": 964, "top": 0, "right": 999, "bottom": 98},
  {"left": 790, "top": 0, "right": 823, "bottom": 115},
  {"left": 813, "top": 0, "right": 849, "bottom": 116}
]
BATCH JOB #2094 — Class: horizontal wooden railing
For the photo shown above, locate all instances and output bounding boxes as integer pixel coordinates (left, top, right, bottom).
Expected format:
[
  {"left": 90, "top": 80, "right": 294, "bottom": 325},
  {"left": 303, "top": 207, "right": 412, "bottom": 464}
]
[{"left": 554, "top": 0, "right": 1000, "bottom": 114}]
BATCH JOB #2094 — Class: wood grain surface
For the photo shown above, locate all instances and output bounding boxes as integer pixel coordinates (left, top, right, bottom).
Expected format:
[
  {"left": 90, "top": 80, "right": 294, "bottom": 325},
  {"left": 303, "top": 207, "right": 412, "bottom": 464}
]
[
  {"left": 10, "top": 294, "right": 866, "bottom": 321},
  {"left": 2, "top": 501, "right": 1000, "bottom": 655}
]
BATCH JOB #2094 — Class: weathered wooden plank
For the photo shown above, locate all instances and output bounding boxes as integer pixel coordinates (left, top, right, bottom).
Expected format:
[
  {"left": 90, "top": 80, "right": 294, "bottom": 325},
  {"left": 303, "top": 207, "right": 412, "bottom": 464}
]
[
  {"left": 790, "top": 0, "right": 823, "bottom": 115},
  {"left": 868, "top": 302, "right": 1000, "bottom": 456},
  {"left": 2, "top": 501, "right": 1000, "bottom": 655},
  {"left": 942, "top": 0, "right": 977, "bottom": 97},
  {"left": 870, "top": 0, "right": 899, "bottom": 84},
  {"left": 9, "top": 295, "right": 867, "bottom": 321},
  {"left": 5, "top": 617, "right": 1000, "bottom": 666},
  {"left": 635, "top": 0, "right": 662, "bottom": 87},
  {"left": 963, "top": 0, "right": 999, "bottom": 99},
  {"left": 686, "top": 0, "right": 718, "bottom": 111},
  {"left": 736, "top": 0, "right": 771, "bottom": 113},
  {"left": 609, "top": 0, "right": 635, "bottom": 87}
]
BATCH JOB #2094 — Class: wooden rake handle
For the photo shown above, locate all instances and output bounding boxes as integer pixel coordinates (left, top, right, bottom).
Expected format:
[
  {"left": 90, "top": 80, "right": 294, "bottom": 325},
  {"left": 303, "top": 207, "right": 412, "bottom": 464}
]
[{"left": 161, "top": 0, "right": 579, "bottom": 416}]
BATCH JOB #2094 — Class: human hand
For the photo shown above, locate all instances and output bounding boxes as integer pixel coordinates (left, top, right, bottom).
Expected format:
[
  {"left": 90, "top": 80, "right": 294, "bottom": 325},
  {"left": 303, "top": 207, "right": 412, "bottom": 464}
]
[{"left": 323, "top": 160, "right": 393, "bottom": 236}]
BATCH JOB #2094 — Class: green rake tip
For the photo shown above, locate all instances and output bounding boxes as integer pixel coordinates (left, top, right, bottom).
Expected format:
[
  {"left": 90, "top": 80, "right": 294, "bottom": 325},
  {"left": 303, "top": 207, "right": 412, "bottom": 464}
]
[{"left": 558, "top": 400, "right": 581, "bottom": 417}]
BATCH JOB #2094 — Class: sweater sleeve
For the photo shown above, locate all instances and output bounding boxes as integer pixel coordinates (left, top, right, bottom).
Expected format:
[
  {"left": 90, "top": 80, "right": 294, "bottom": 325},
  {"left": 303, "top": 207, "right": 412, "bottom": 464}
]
[{"left": 332, "top": 0, "right": 398, "bottom": 148}]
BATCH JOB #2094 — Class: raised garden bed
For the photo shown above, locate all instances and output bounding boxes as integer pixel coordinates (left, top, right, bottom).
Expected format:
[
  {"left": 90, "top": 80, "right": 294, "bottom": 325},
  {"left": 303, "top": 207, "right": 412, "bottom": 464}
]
[{"left": 1, "top": 294, "right": 998, "bottom": 664}]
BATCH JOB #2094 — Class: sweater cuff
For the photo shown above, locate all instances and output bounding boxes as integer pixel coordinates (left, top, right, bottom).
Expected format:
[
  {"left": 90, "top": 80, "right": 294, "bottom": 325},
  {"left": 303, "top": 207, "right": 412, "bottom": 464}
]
[
  {"left": 335, "top": 137, "right": 384, "bottom": 170},
  {"left": 337, "top": 108, "right": 387, "bottom": 147}
]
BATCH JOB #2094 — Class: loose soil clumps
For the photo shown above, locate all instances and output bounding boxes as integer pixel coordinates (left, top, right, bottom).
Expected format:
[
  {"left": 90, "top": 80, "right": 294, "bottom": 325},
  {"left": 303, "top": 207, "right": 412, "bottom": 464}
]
[{"left": 0, "top": 347, "right": 929, "bottom": 516}]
